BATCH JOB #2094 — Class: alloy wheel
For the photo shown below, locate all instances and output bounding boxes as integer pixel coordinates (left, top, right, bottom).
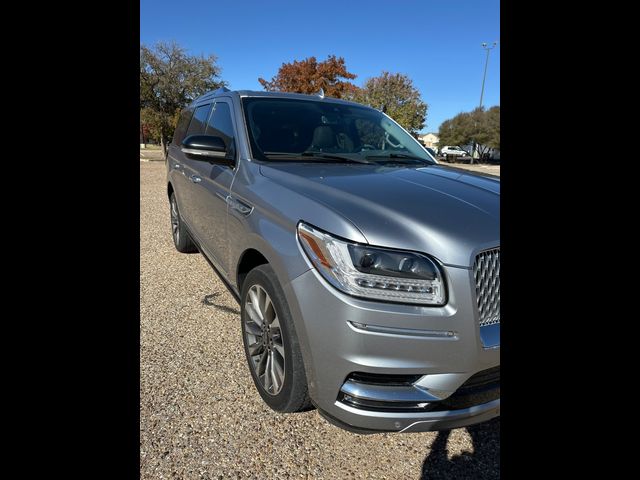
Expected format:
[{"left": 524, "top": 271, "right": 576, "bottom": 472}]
[
  {"left": 170, "top": 197, "right": 180, "bottom": 244},
  {"left": 244, "top": 284, "right": 285, "bottom": 395}
]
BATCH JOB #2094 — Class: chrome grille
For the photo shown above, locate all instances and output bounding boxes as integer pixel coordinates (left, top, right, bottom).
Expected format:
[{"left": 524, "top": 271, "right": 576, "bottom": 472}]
[{"left": 473, "top": 248, "right": 500, "bottom": 327}]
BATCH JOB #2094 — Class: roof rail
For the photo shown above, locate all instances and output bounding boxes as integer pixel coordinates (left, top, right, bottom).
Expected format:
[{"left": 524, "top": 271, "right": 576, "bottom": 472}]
[{"left": 212, "top": 86, "right": 231, "bottom": 94}]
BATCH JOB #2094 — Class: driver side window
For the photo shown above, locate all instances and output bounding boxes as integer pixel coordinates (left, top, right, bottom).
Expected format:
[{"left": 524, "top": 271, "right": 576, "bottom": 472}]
[
  {"left": 185, "top": 104, "right": 212, "bottom": 137},
  {"left": 206, "top": 101, "right": 237, "bottom": 165}
]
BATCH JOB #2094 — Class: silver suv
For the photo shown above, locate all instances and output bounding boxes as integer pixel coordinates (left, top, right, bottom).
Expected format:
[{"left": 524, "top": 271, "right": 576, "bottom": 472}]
[{"left": 167, "top": 88, "right": 500, "bottom": 433}]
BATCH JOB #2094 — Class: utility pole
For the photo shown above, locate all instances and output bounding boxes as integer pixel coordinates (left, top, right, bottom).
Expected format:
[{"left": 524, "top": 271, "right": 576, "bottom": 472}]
[
  {"left": 479, "top": 41, "right": 497, "bottom": 109},
  {"left": 472, "top": 41, "right": 498, "bottom": 163}
]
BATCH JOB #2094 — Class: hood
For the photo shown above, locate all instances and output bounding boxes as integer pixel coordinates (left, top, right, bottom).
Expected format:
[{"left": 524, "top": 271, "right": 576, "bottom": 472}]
[{"left": 259, "top": 163, "right": 500, "bottom": 267}]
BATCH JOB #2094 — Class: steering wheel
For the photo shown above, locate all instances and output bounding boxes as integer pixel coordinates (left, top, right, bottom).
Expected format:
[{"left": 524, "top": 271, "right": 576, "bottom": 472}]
[{"left": 384, "top": 132, "right": 402, "bottom": 148}]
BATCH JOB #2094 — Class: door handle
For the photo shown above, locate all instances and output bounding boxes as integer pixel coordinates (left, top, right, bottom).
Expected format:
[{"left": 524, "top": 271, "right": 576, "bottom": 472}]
[
  {"left": 226, "top": 196, "right": 253, "bottom": 216},
  {"left": 189, "top": 174, "right": 202, "bottom": 183}
]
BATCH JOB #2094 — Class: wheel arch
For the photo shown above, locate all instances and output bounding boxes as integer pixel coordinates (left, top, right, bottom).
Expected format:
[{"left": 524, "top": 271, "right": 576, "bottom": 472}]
[{"left": 236, "top": 248, "right": 269, "bottom": 294}]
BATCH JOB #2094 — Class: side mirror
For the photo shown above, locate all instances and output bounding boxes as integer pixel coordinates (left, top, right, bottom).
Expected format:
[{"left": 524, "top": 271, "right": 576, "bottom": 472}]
[{"left": 181, "top": 135, "right": 228, "bottom": 161}]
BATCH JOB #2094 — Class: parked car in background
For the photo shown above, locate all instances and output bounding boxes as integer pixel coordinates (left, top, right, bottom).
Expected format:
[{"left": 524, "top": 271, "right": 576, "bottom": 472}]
[
  {"left": 440, "top": 146, "right": 469, "bottom": 157},
  {"left": 166, "top": 88, "right": 500, "bottom": 434}
]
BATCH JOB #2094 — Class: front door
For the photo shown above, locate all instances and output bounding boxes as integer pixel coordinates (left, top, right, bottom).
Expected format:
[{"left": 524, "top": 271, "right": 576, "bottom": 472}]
[
  {"left": 188, "top": 99, "right": 238, "bottom": 276},
  {"left": 173, "top": 102, "right": 212, "bottom": 229}
]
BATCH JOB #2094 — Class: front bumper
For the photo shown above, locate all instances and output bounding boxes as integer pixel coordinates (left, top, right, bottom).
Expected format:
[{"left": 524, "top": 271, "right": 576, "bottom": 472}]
[
  {"left": 320, "top": 398, "right": 500, "bottom": 434},
  {"left": 283, "top": 266, "right": 500, "bottom": 433}
]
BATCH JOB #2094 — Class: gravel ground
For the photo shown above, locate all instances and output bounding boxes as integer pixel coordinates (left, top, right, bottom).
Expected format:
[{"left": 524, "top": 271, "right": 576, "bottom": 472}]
[{"left": 140, "top": 160, "right": 500, "bottom": 479}]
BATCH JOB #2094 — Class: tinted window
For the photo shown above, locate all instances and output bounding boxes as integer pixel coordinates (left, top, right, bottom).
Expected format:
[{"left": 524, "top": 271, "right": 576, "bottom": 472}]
[
  {"left": 205, "top": 102, "right": 235, "bottom": 152},
  {"left": 185, "top": 104, "right": 212, "bottom": 137},
  {"left": 354, "top": 118, "right": 387, "bottom": 149},
  {"left": 172, "top": 108, "right": 193, "bottom": 145},
  {"left": 241, "top": 97, "right": 434, "bottom": 164}
]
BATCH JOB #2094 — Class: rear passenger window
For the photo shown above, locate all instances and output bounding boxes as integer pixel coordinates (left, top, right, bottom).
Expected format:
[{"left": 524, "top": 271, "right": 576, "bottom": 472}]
[
  {"left": 206, "top": 102, "right": 235, "bottom": 152},
  {"left": 185, "top": 104, "right": 212, "bottom": 138},
  {"left": 172, "top": 108, "right": 193, "bottom": 145}
]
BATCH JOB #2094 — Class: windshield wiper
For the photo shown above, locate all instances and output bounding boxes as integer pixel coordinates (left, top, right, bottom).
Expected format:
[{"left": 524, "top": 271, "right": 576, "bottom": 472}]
[
  {"left": 301, "top": 152, "right": 374, "bottom": 164},
  {"left": 365, "top": 153, "right": 433, "bottom": 164},
  {"left": 264, "top": 151, "right": 373, "bottom": 164}
]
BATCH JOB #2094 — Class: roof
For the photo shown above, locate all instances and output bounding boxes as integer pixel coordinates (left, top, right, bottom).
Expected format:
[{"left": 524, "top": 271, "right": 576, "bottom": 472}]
[{"left": 192, "top": 87, "right": 366, "bottom": 108}]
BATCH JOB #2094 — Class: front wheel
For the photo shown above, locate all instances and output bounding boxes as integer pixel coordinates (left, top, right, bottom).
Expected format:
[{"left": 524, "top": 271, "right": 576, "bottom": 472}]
[{"left": 240, "top": 265, "right": 312, "bottom": 413}]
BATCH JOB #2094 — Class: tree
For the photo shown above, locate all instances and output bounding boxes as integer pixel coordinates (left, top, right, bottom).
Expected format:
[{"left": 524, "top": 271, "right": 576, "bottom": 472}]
[
  {"left": 438, "top": 107, "right": 500, "bottom": 163},
  {"left": 353, "top": 71, "right": 427, "bottom": 135},
  {"left": 438, "top": 114, "right": 470, "bottom": 151},
  {"left": 486, "top": 106, "right": 500, "bottom": 151},
  {"left": 258, "top": 55, "right": 357, "bottom": 99},
  {"left": 140, "top": 41, "right": 226, "bottom": 155},
  {"left": 469, "top": 108, "right": 492, "bottom": 161}
]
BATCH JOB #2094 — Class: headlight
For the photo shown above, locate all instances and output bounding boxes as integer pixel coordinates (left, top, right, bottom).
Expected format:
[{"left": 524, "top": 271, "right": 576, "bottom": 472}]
[{"left": 297, "top": 222, "right": 445, "bottom": 305}]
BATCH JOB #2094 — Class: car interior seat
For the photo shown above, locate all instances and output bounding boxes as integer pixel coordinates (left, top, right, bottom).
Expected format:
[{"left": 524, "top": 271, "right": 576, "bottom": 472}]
[{"left": 310, "top": 125, "right": 337, "bottom": 151}]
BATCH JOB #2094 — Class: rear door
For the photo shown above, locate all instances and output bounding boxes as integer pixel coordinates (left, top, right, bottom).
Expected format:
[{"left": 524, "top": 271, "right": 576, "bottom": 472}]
[
  {"left": 167, "top": 106, "right": 195, "bottom": 222},
  {"left": 187, "top": 99, "right": 238, "bottom": 276}
]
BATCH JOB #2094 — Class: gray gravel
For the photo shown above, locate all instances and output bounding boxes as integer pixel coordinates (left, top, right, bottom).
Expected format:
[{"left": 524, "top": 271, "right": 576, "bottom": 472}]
[{"left": 140, "top": 160, "right": 500, "bottom": 479}]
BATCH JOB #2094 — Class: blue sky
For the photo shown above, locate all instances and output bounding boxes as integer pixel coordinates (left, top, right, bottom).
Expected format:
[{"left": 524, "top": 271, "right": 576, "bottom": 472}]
[{"left": 140, "top": 0, "right": 499, "bottom": 134}]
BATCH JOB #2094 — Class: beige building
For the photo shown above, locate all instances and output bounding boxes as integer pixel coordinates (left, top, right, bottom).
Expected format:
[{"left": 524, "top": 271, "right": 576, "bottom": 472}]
[{"left": 418, "top": 133, "right": 439, "bottom": 151}]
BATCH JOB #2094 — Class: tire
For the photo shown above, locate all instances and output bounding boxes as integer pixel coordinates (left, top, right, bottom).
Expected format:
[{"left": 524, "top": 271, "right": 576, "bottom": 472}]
[
  {"left": 169, "top": 193, "right": 198, "bottom": 253},
  {"left": 240, "top": 264, "right": 312, "bottom": 413}
]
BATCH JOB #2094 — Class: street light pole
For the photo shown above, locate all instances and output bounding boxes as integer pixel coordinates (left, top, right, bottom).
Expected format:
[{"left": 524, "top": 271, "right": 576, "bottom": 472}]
[
  {"left": 479, "top": 41, "right": 497, "bottom": 110},
  {"left": 473, "top": 41, "right": 497, "bottom": 163}
]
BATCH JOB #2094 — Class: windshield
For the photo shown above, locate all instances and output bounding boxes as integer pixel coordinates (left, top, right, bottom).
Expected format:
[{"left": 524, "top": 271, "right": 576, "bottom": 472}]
[{"left": 241, "top": 97, "right": 435, "bottom": 164}]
